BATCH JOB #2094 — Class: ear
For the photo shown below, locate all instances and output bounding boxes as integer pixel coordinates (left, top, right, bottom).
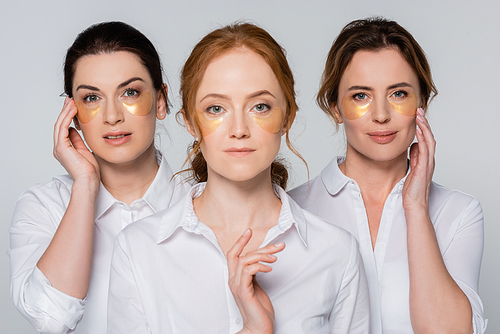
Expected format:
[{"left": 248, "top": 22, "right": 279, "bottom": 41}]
[
  {"left": 281, "top": 109, "right": 296, "bottom": 136},
  {"left": 182, "top": 109, "right": 198, "bottom": 138},
  {"left": 73, "top": 117, "right": 81, "bottom": 130},
  {"left": 331, "top": 103, "right": 343, "bottom": 124},
  {"left": 156, "top": 83, "right": 168, "bottom": 120}
]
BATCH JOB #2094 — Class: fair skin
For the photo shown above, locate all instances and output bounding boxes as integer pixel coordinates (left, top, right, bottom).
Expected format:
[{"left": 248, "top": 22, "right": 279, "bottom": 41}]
[
  {"left": 37, "top": 51, "right": 167, "bottom": 299},
  {"left": 185, "top": 48, "right": 288, "bottom": 333},
  {"left": 333, "top": 48, "right": 473, "bottom": 333}
]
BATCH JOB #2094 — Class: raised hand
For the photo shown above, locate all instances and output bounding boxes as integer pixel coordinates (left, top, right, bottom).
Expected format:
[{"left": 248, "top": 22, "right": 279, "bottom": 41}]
[
  {"left": 53, "top": 97, "right": 100, "bottom": 187},
  {"left": 402, "top": 108, "right": 436, "bottom": 213},
  {"left": 227, "top": 228, "right": 285, "bottom": 334}
]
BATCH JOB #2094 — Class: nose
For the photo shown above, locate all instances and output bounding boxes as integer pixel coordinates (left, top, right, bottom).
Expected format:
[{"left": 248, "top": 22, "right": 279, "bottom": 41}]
[
  {"left": 371, "top": 98, "right": 391, "bottom": 123},
  {"left": 102, "top": 99, "right": 125, "bottom": 125},
  {"left": 228, "top": 110, "right": 250, "bottom": 139}
]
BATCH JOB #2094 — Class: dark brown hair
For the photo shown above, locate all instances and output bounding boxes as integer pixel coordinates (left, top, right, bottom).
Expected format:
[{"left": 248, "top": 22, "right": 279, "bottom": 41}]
[
  {"left": 317, "top": 17, "right": 438, "bottom": 124},
  {"left": 179, "top": 22, "right": 304, "bottom": 189},
  {"left": 64, "top": 21, "right": 169, "bottom": 112}
]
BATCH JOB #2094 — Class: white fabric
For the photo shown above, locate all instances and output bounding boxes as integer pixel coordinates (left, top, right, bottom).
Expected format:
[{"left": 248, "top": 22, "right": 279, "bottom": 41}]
[
  {"left": 289, "top": 156, "right": 487, "bottom": 334},
  {"left": 108, "top": 183, "right": 370, "bottom": 334},
  {"left": 9, "top": 152, "right": 189, "bottom": 334}
]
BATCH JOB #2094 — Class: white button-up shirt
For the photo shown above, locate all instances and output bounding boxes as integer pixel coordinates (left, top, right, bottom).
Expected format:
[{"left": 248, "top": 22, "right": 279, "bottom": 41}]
[
  {"left": 108, "top": 183, "right": 370, "bottom": 334},
  {"left": 9, "top": 152, "right": 189, "bottom": 334},
  {"left": 289, "top": 156, "right": 487, "bottom": 334}
]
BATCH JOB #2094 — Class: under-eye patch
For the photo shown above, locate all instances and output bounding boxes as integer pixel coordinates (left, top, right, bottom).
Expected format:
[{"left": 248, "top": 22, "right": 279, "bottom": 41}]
[
  {"left": 340, "top": 96, "right": 370, "bottom": 120},
  {"left": 122, "top": 92, "right": 153, "bottom": 116},
  {"left": 340, "top": 93, "right": 418, "bottom": 120},
  {"left": 252, "top": 107, "right": 285, "bottom": 134},
  {"left": 75, "top": 92, "right": 153, "bottom": 124},
  {"left": 75, "top": 102, "right": 100, "bottom": 124},
  {"left": 389, "top": 93, "right": 418, "bottom": 116},
  {"left": 195, "top": 106, "right": 285, "bottom": 137}
]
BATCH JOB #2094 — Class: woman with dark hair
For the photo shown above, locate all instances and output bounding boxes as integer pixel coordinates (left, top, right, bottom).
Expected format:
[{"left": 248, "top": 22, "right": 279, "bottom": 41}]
[
  {"left": 290, "top": 17, "right": 486, "bottom": 333},
  {"left": 9, "top": 21, "right": 188, "bottom": 333},
  {"left": 108, "top": 22, "right": 369, "bottom": 333}
]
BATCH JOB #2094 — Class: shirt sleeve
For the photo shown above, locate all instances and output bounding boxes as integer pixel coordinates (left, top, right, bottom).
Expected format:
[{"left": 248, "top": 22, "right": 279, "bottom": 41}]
[
  {"left": 441, "top": 198, "right": 487, "bottom": 334},
  {"left": 9, "top": 183, "right": 86, "bottom": 333},
  {"left": 108, "top": 232, "right": 151, "bottom": 334},
  {"left": 329, "top": 235, "right": 370, "bottom": 333}
]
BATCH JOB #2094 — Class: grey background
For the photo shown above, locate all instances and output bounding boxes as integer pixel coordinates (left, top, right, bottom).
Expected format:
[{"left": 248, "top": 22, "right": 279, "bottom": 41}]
[{"left": 1, "top": 0, "right": 498, "bottom": 332}]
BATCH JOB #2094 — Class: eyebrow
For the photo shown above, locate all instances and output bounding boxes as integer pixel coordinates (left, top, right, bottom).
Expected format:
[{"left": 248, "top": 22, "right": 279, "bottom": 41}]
[
  {"left": 347, "top": 82, "right": 413, "bottom": 92},
  {"left": 247, "top": 90, "right": 276, "bottom": 99},
  {"left": 117, "top": 77, "right": 144, "bottom": 89},
  {"left": 75, "top": 77, "right": 145, "bottom": 92},
  {"left": 199, "top": 90, "right": 276, "bottom": 103},
  {"left": 387, "top": 82, "right": 413, "bottom": 90}
]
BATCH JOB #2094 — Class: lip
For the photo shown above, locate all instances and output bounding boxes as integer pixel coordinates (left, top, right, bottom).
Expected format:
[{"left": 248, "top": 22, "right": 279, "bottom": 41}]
[
  {"left": 224, "top": 147, "right": 256, "bottom": 157},
  {"left": 102, "top": 131, "right": 132, "bottom": 146},
  {"left": 367, "top": 130, "right": 398, "bottom": 144}
]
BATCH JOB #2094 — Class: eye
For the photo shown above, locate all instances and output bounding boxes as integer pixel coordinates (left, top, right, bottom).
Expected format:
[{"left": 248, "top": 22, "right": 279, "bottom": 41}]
[
  {"left": 84, "top": 94, "right": 99, "bottom": 103},
  {"left": 252, "top": 104, "right": 270, "bottom": 113},
  {"left": 207, "top": 105, "right": 224, "bottom": 114},
  {"left": 124, "top": 88, "right": 139, "bottom": 98},
  {"left": 392, "top": 90, "right": 408, "bottom": 100},
  {"left": 352, "top": 93, "right": 368, "bottom": 101}
]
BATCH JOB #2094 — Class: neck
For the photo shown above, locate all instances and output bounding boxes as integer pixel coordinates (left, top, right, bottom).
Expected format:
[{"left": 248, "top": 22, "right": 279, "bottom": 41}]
[
  {"left": 96, "top": 144, "right": 159, "bottom": 205},
  {"left": 340, "top": 146, "right": 408, "bottom": 200},
  {"left": 194, "top": 167, "right": 281, "bottom": 234}
]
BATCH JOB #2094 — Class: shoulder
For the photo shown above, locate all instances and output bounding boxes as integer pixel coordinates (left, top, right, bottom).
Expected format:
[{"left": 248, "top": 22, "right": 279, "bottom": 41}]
[
  {"left": 288, "top": 174, "right": 326, "bottom": 207},
  {"left": 429, "top": 181, "right": 482, "bottom": 219}
]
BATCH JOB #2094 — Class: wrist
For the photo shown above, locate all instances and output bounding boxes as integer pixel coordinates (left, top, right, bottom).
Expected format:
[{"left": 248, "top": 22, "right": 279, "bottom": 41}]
[{"left": 72, "top": 178, "right": 100, "bottom": 198}]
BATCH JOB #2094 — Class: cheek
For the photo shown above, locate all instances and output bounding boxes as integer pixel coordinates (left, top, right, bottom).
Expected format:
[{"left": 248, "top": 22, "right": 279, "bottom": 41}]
[
  {"left": 122, "top": 92, "right": 153, "bottom": 116},
  {"left": 390, "top": 93, "right": 418, "bottom": 116},
  {"left": 252, "top": 107, "right": 285, "bottom": 134},
  {"left": 75, "top": 101, "right": 100, "bottom": 124},
  {"left": 340, "top": 96, "right": 370, "bottom": 120}
]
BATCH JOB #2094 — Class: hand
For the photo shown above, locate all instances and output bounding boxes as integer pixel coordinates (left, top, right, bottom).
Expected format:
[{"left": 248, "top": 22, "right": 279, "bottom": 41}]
[
  {"left": 227, "top": 228, "right": 285, "bottom": 334},
  {"left": 53, "top": 98, "right": 100, "bottom": 187},
  {"left": 402, "top": 108, "right": 435, "bottom": 212}
]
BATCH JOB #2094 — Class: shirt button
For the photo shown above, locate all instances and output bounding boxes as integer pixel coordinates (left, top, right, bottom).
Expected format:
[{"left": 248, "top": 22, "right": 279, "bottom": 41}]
[
  {"left": 235, "top": 318, "right": 242, "bottom": 325},
  {"left": 379, "top": 243, "right": 385, "bottom": 249}
]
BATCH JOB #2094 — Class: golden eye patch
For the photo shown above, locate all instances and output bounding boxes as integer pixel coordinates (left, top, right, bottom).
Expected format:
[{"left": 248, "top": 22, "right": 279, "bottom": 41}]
[
  {"left": 340, "top": 96, "right": 370, "bottom": 120},
  {"left": 74, "top": 92, "right": 153, "bottom": 123},
  {"left": 196, "top": 109, "right": 226, "bottom": 136},
  {"left": 75, "top": 101, "right": 100, "bottom": 124},
  {"left": 122, "top": 91, "right": 153, "bottom": 116},
  {"left": 252, "top": 107, "right": 285, "bottom": 134},
  {"left": 390, "top": 93, "right": 418, "bottom": 116}
]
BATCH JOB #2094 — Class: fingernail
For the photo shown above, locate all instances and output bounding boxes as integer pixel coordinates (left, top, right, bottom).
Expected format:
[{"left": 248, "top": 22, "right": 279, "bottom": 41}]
[
  {"left": 417, "top": 126, "right": 423, "bottom": 135},
  {"left": 417, "top": 114, "right": 424, "bottom": 122},
  {"left": 243, "top": 228, "right": 250, "bottom": 237},
  {"left": 268, "top": 254, "right": 277, "bottom": 259},
  {"left": 274, "top": 242, "right": 284, "bottom": 248},
  {"left": 417, "top": 108, "right": 425, "bottom": 116}
]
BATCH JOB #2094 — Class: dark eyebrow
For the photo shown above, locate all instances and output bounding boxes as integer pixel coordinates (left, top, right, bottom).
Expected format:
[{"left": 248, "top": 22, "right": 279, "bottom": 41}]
[
  {"left": 247, "top": 90, "right": 276, "bottom": 99},
  {"left": 200, "top": 93, "right": 230, "bottom": 103},
  {"left": 76, "top": 84, "right": 99, "bottom": 92},
  {"left": 117, "top": 77, "right": 144, "bottom": 89},
  {"left": 387, "top": 82, "right": 413, "bottom": 90},
  {"left": 347, "top": 85, "right": 373, "bottom": 92}
]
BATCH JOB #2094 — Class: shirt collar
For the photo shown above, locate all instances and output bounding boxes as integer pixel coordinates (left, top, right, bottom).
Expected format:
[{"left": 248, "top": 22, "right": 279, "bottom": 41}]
[
  {"left": 94, "top": 150, "right": 174, "bottom": 220},
  {"left": 156, "top": 182, "right": 308, "bottom": 246},
  {"left": 321, "top": 155, "right": 411, "bottom": 195},
  {"left": 321, "top": 156, "right": 350, "bottom": 196}
]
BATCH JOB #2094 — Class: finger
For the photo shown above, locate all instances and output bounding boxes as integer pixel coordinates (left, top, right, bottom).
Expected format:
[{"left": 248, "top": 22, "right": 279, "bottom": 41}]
[
  {"left": 227, "top": 229, "right": 252, "bottom": 271},
  {"left": 409, "top": 142, "right": 419, "bottom": 170},
  {"left": 416, "top": 108, "right": 436, "bottom": 156},
  {"left": 55, "top": 99, "right": 77, "bottom": 144},
  {"left": 54, "top": 98, "right": 75, "bottom": 154},
  {"left": 68, "top": 127, "right": 86, "bottom": 150},
  {"left": 235, "top": 263, "right": 273, "bottom": 294},
  {"left": 237, "top": 252, "right": 280, "bottom": 267},
  {"left": 243, "top": 242, "right": 286, "bottom": 256}
]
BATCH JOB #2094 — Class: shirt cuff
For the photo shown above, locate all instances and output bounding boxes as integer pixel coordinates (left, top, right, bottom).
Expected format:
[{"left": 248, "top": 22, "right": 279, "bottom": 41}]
[
  {"left": 24, "top": 267, "right": 86, "bottom": 331},
  {"left": 455, "top": 280, "right": 488, "bottom": 334}
]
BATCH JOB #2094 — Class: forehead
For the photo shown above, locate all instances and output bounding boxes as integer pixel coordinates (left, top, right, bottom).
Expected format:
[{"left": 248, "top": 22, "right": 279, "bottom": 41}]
[
  {"left": 73, "top": 51, "right": 152, "bottom": 89},
  {"left": 341, "top": 48, "right": 419, "bottom": 89},
  {"left": 196, "top": 49, "right": 285, "bottom": 101}
]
